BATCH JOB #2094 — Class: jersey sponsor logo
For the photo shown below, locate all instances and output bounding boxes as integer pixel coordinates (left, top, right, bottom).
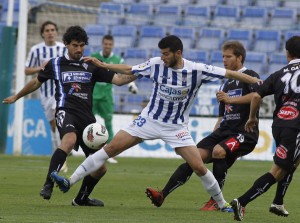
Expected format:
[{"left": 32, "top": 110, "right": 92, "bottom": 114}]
[
  {"left": 225, "top": 137, "right": 240, "bottom": 152},
  {"left": 62, "top": 71, "right": 92, "bottom": 83},
  {"left": 227, "top": 89, "right": 242, "bottom": 97},
  {"left": 158, "top": 85, "right": 190, "bottom": 101},
  {"left": 275, "top": 145, "right": 287, "bottom": 159},
  {"left": 68, "top": 83, "right": 81, "bottom": 94},
  {"left": 277, "top": 106, "right": 299, "bottom": 120}
]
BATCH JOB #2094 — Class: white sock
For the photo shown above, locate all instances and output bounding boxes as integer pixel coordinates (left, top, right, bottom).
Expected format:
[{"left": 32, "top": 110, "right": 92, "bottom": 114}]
[
  {"left": 69, "top": 149, "right": 109, "bottom": 185},
  {"left": 199, "top": 169, "right": 226, "bottom": 208}
]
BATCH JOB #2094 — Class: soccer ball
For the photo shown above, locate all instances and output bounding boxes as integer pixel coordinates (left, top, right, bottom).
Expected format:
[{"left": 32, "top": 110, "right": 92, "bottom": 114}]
[{"left": 82, "top": 123, "right": 109, "bottom": 150}]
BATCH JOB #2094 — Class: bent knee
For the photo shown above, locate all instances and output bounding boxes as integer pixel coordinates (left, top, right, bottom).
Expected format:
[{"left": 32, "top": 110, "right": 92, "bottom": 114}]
[{"left": 212, "top": 146, "right": 226, "bottom": 159}]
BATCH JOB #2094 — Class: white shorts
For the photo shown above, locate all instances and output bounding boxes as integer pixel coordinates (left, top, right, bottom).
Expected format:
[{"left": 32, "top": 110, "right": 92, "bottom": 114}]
[
  {"left": 123, "top": 115, "right": 196, "bottom": 149},
  {"left": 40, "top": 96, "right": 56, "bottom": 122}
]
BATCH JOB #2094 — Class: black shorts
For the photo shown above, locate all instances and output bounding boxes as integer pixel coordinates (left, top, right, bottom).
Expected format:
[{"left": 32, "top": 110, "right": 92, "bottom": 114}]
[
  {"left": 272, "top": 127, "right": 300, "bottom": 171},
  {"left": 197, "top": 128, "right": 258, "bottom": 168},
  {"left": 55, "top": 109, "right": 97, "bottom": 157}
]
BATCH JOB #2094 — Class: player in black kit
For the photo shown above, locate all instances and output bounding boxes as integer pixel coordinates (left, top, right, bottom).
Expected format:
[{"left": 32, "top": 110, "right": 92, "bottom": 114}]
[
  {"left": 2, "top": 26, "right": 137, "bottom": 206},
  {"left": 146, "top": 41, "right": 259, "bottom": 212},
  {"left": 231, "top": 36, "right": 300, "bottom": 221}
]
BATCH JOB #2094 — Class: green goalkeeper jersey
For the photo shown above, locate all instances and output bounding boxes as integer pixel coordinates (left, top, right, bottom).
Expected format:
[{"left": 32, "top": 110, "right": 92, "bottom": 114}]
[{"left": 91, "top": 51, "right": 124, "bottom": 99}]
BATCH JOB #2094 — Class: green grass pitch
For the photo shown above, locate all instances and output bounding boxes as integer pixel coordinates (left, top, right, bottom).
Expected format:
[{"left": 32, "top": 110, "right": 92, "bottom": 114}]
[{"left": 0, "top": 155, "right": 299, "bottom": 223}]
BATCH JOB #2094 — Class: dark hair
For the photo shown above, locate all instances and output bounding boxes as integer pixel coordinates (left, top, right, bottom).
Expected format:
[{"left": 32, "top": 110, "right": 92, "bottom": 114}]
[
  {"left": 158, "top": 35, "right": 183, "bottom": 53},
  {"left": 63, "top": 26, "right": 89, "bottom": 45},
  {"left": 102, "top": 34, "right": 114, "bottom": 42},
  {"left": 222, "top": 41, "right": 246, "bottom": 64},
  {"left": 286, "top": 36, "right": 300, "bottom": 58},
  {"left": 40, "top": 21, "right": 58, "bottom": 37}
]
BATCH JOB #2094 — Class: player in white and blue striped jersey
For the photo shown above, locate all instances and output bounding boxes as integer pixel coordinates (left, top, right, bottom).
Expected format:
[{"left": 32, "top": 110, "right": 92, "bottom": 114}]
[
  {"left": 25, "top": 21, "right": 66, "bottom": 155},
  {"left": 51, "top": 35, "right": 261, "bottom": 210}
]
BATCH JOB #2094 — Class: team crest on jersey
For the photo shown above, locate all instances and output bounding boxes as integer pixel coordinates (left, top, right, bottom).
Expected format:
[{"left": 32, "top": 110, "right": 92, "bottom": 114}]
[
  {"left": 225, "top": 104, "right": 233, "bottom": 113},
  {"left": 62, "top": 71, "right": 92, "bottom": 83},
  {"left": 137, "top": 60, "right": 150, "bottom": 69},
  {"left": 82, "top": 63, "right": 88, "bottom": 70},
  {"left": 68, "top": 83, "right": 81, "bottom": 94}
]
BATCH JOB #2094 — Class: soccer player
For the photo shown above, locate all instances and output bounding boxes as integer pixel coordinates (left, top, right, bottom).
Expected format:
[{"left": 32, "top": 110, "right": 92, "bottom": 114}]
[
  {"left": 3, "top": 26, "right": 137, "bottom": 206},
  {"left": 91, "top": 34, "right": 138, "bottom": 164},
  {"left": 230, "top": 36, "right": 300, "bottom": 221},
  {"left": 25, "top": 21, "right": 68, "bottom": 172},
  {"left": 145, "top": 41, "right": 259, "bottom": 211},
  {"left": 50, "top": 35, "right": 261, "bottom": 209}
]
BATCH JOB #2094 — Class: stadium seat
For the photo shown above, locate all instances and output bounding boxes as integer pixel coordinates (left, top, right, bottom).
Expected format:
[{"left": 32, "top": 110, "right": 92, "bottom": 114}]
[
  {"left": 169, "top": 26, "right": 196, "bottom": 49},
  {"left": 252, "top": 30, "right": 281, "bottom": 53},
  {"left": 138, "top": 26, "right": 166, "bottom": 49},
  {"left": 268, "top": 53, "right": 287, "bottom": 73},
  {"left": 282, "top": 1, "right": 300, "bottom": 8},
  {"left": 226, "top": 29, "right": 253, "bottom": 50},
  {"left": 210, "top": 50, "right": 223, "bottom": 68},
  {"left": 194, "top": 0, "right": 223, "bottom": 7},
  {"left": 254, "top": 0, "right": 281, "bottom": 8},
  {"left": 152, "top": 5, "right": 182, "bottom": 26},
  {"left": 124, "top": 3, "right": 153, "bottom": 26},
  {"left": 112, "top": 0, "right": 137, "bottom": 3},
  {"left": 183, "top": 50, "right": 209, "bottom": 64},
  {"left": 244, "top": 51, "right": 267, "bottom": 74},
  {"left": 0, "top": 0, "right": 19, "bottom": 24},
  {"left": 167, "top": 0, "right": 193, "bottom": 6},
  {"left": 97, "top": 2, "right": 124, "bottom": 25},
  {"left": 211, "top": 5, "right": 240, "bottom": 28},
  {"left": 196, "top": 28, "right": 225, "bottom": 51},
  {"left": 240, "top": 6, "right": 268, "bottom": 29},
  {"left": 224, "top": 0, "right": 254, "bottom": 7},
  {"left": 111, "top": 25, "right": 137, "bottom": 48},
  {"left": 124, "top": 48, "right": 148, "bottom": 66},
  {"left": 269, "top": 8, "right": 298, "bottom": 30},
  {"left": 182, "top": 6, "right": 211, "bottom": 27},
  {"left": 284, "top": 30, "right": 300, "bottom": 42},
  {"left": 84, "top": 24, "right": 109, "bottom": 49}
]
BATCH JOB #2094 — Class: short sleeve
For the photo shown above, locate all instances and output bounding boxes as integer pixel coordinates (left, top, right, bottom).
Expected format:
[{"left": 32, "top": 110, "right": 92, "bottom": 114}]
[
  {"left": 37, "top": 61, "right": 53, "bottom": 83},
  {"left": 93, "top": 67, "right": 115, "bottom": 83}
]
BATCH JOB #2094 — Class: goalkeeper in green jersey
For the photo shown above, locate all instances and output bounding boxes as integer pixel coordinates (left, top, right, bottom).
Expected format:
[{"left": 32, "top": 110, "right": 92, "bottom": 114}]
[{"left": 91, "top": 35, "right": 138, "bottom": 163}]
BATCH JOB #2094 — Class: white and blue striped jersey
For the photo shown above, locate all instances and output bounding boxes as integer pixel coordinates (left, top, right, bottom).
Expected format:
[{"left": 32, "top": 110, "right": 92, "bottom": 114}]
[
  {"left": 25, "top": 41, "right": 66, "bottom": 100},
  {"left": 132, "top": 57, "right": 226, "bottom": 125}
]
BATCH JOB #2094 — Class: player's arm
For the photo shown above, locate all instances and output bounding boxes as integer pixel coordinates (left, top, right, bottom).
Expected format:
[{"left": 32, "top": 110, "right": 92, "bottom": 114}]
[
  {"left": 2, "top": 77, "right": 42, "bottom": 104},
  {"left": 111, "top": 73, "right": 138, "bottom": 86},
  {"left": 217, "top": 91, "right": 255, "bottom": 104},
  {"left": 245, "top": 92, "right": 261, "bottom": 133},
  {"left": 84, "top": 57, "right": 133, "bottom": 74},
  {"left": 225, "top": 70, "right": 261, "bottom": 84},
  {"left": 25, "top": 61, "right": 48, "bottom": 76},
  {"left": 213, "top": 116, "right": 223, "bottom": 131}
]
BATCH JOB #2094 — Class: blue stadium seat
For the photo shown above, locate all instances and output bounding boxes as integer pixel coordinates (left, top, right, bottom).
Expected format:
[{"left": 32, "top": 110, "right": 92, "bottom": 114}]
[
  {"left": 112, "top": 0, "right": 137, "bottom": 3},
  {"left": 284, "top": 30, "right": 300, "bottom": 42},
  {"left": 182, "top": 6, "right": 211, "bottom": 27},
  {"left": 254, "top": 0, "right": 281, "bottom": 8},
  {"left": 183, "top": 50, "right": 209, "bottom": 64},
  {"left": 138, "top": 26, "right": 166, "bottom": 49},
  {"left": 252, "top": 30, "right": 281, "bottom": 53},
  {"left": 210, "top": 50, "right": 223, "bottom": 68},
  {"left": 124, "top": 48, "right": 148, "bottom": 66},
  {"left": 224, "top": 0, "right": 254, "bottom": 7},
  {"left": 211, "top": 6, "right": 240, "bottom": 28},
  {"left": 150, "top": 49, "right": 161, "bottom": 57},
  {"left": 190, "top": 105, "right": 199, "bottom": 115},
  {"left": 282, "top": 1, "right": 300, "bottom": 8},
  {"left": 169, "top": 26, "right": 196, "bottom": 49},
  {"left": 196, "top": 28, "right": 225, "bottom": 51},
  {"left": 244, "top": 51, "right": 267, "bottom": 74},
  {"left": 124, "top": 3, "right": 153, "bottom": 26},
  {"left": 269, "top": 8, "right": 298, "bottom": 29},
  {"left": 268, "top": 53, "right": 287, "bottom": 73},
  {"left": 0, "top": 0, "right": 19, "bottom": 24},
  {"left": 111, "top": 25, "right": 137, "bottom": 48},
  {"left": 97, "top": 2, "right": 124, "bottom": 25},
  {"left": 240, "top": 6, "right": 268, "bottom": 29},
  {"left": 167, "top": 0, "right": 193, "bottom": 6},
  {"left": 152, "top": 5, "right": 182, "bottom": 26},
  {"left": 226, "top": 29, "right": 253, "bottom": 50},
  {"left": 194, "top": 0, "right": 223, "bottom": 7},
  {"left": 84, "top": 24, "right": 109, "bottom": 49}
]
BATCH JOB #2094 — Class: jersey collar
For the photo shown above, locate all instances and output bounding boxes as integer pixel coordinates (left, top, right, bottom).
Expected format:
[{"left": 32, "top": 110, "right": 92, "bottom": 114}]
[
  {"left": 65, "top": 53, "right": 83, "bottom": 61},
  {"left": 289, "top": 58, "right": 300, "bottom": 64}
]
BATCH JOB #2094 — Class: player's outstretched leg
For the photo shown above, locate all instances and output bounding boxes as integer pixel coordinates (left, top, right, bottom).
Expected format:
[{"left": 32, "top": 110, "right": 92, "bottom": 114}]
[
  {"left": 50, "top": 171, "right": 70, "bottom": 193},
  {"left": 145, "top": 187, "right": 165, "bottom": 207},
  {"left": 230, "top": 199, "right": 245, "bottom": 221}
]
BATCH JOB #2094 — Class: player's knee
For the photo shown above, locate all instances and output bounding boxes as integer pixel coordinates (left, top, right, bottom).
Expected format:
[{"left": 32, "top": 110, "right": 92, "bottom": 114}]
[{"left": 212, "top": 146, "right": 226, "bottom": 159}]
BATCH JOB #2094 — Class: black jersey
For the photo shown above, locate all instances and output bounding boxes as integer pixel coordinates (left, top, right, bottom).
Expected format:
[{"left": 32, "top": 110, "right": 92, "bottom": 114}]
[
  {"left": 219, "top": 68, "right": 260, "bottom": 133},
  {"left": 37, "top": 55, "right": 115, "bottom": 118},
  {"left": 257, "top": 59, "right": 300, "bottom": 130}
]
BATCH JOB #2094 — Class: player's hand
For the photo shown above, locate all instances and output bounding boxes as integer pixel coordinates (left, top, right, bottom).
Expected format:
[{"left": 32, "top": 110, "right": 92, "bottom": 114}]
[
  {"left": 128, "top": 82, "right": 138, "bottom": 94},
  {"left": 84, "top": 57, "right": 107, "bottom": 69},
  {"left": 245, "top": 118, "right": 258, "bottom": 133},
  {"left": 216, "top": 91, "right": 230, "bottom": 103},
  {"left": 2, "top": 95, "right": 17, "bottom": 104}
]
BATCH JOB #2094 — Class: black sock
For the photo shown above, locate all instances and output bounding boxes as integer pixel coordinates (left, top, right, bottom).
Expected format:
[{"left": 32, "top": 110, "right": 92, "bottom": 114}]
[
  {"left": 273, "top": 171, "right": 294, "bottom": 205},
  {"left": 74, "top": 175, "right": 100, "bottom": 204},
  {"left": 162, "top": 162, "right": 193, "bottom": 198},
  {"left": 44, "top": 148, "right": 67, "bottom": 186},
  {"left": 213, "top": 158, "right": 227, "bottom": 190},
  {"left": 239, "top": 172, "right": 276, "bottom": 207}
]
